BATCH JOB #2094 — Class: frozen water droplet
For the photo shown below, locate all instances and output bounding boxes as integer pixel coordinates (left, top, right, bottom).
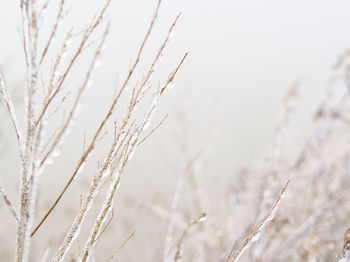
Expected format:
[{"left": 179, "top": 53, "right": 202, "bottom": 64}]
[
  {"left": 39, "top": 166, "right": 44, "bottom": 175},
  {"left": 61, "top": 51, "right": 67, "bottom": 61},
  {"left": 77, "top": 162, "right": 86, "bottom": 174},
  {"left": 198, "top": 213, "right": 207, "bottom": 222},
  {"left": 74, "top": 103, "right": 82, "bottom": 118},
  {"left": 168, "top": 82, "right": 174, "bottom": 90},
  {"left": 128, "top": 151, "right": 135, "bottom": 161},
  {"left": 101, "top": 166, "right": 111, "bottom": 178},
  {"left": 52, "top": 150, "right": 60, "bottom": 157},
  {"left": 66, "top": 39, "right": 72, "bottom": 46},
  {"left": 54, "top": 70, "right": 61, "bottom": 79},
  {"left": 46, "top": 158, "right": 54, "bottom": 165},
  {"left": 87, "top": 78, "right": 93, "bottom": 87},
  {"left": 94, "top": 59, "right": 102, "bottom": 69},
  {"left": 143, "top": 121, "right": 150, "bottom": 130}
]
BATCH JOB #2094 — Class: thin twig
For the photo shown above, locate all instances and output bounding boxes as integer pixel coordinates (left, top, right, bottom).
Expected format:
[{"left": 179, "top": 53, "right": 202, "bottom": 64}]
[
  {"left": 32, "top": 0, "right": 161, "bottom": 238},
  {"left": 161, "top": 52, "right": 188, "bottom": 95},
  {"left": 31, "top": 20, "right": 110, "bottom": 238},
  {"left": 39, "top": 0, "right": 65, "bottom": 64},
  {"left": 137, "top": 114, "right": 168, "bottom": 146},
  {"left": 228, "top": 179, "right": 290, "bottom": 262},
  {"left": 106, "top": 231, "right": 135, "bottom": 262},
  {"left": 95, "top": 209, "right": 114, "bottom": 243},
  {"left": 0, "top": 70, "right": 23, "bottom": 159}
]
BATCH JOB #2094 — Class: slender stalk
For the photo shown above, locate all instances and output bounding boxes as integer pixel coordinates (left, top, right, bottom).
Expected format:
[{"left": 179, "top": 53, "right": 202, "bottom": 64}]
[
  {"left": 228, "top": 180, "right": 290, "bottom": 262},
  {"left": 17, "top": 1, "right": 40, "bottom": 260}
]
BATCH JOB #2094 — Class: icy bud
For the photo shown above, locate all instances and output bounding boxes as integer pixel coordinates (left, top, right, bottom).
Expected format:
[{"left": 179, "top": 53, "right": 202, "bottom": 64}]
[{"left": 198, "top": 213, "right": 207, "bottom": 222}]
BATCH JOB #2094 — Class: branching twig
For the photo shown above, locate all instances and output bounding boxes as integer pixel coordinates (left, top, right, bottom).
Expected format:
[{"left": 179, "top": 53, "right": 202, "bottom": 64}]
[
  {"left": 137, "top": 114, "right": 168, "bottom": 146},
  {"left": 174, "top": 213, "right": 207, "bottom": 262}
]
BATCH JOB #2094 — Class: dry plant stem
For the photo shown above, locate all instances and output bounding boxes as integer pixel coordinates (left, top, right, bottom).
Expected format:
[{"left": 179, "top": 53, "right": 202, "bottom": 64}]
[
  {"left": 81, "top": 52, "right": 188, "bottom": 261},
  {"left": 53, "top": 2, "right": 172, "bottom": 258},
  {"left": 17, "top": 1, "right": 40, "bottom": 261},
  {"left": 174, "top": 213, "right": 207, "bottom": 262},
  {"left": 38, "top": 7, "right": 111, "bottom": 168},
  {"left": 136, "top": 12, "right": 181, "bottom": 96},
  {"left": 53, "top": 126, "right": 132, "bottom": 262},
  {"left": 80, "top": 102, "right": 156, "bottom": 261},
  {"left": 47, "top": 23, "right": 110, "bottom": 260},
  {"left": 95, "top": 209, "right": 114, "bottom": 243},
  {"left": 106, "top": 231, "right": 135, "bottom": 262},
  {"left": 0, "top": 182, "right": 19, "bottom": 223},
  {"left": 137, "top": 114, "right": 168, "bottom": 146},
  {"left": 40, "top": 28, "right": 72, "bottom": 119},
  {"left": 225, "top": 242, "right": 238, "bottom": 262},
  {"left": 31, "top": 8, "right": 110, "bottom": 238},
  {"left": 40, "top": 21, "right": 109, "bottom": 168},
  {"left": 161, "top": 52, "right": 188, "bottom": 95},
  {"left": 32, "top": 0, "right": 161, "bottom": 237},
  {"left": 228, "top": 179, "right": 290, "bottom": 262},
  {"left": 97, "top": 122, "right": 136, "bottom": 192},
  {"left": 80, "top": 152, "right": 127, "bottom": 262},
  {"left": 39, "top": 0, "right": 65, "bottom": 65},
  {"left": 35, "top": 0, "right": 111, "bottom": 128}
]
